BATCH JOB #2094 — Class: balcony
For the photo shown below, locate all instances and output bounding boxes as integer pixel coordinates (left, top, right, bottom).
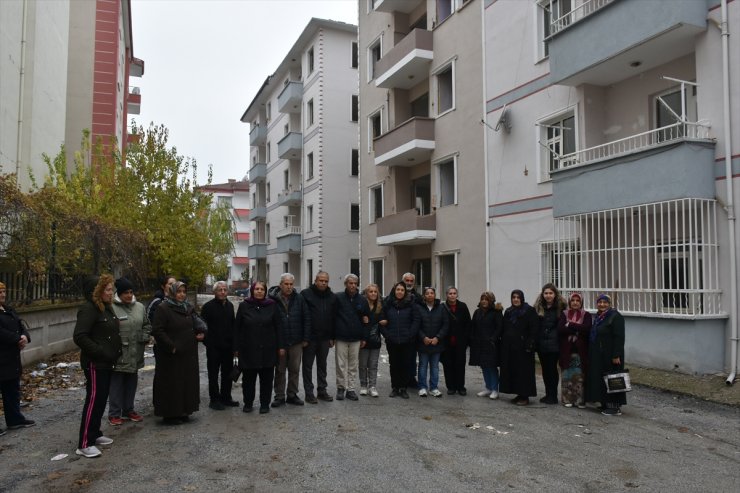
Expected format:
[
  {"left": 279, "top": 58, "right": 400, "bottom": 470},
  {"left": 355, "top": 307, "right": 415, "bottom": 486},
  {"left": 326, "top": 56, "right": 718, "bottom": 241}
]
[
  {"left": 248, "top": 162, "right": 267, "bottom": 183},
  {"left": 248, "top": 206, "right": 266, "bottom": 221},
  {"left": 550, "top": 123, "right": 715, "bottom": 217},
  {"left": 373, "top": 0, "right": 423, "bottom": 14},
  {"left": 376, "top": 209, "right": 436, "bottom": 246},
  {"left": 277, "top": 81, "right": 303, "bottom": 114},
  {"left": 549, "top": 0, "right": 706, "bottom": 86},
  {"left": 277, "top": 188, "right": 302, "bottom": 207},
  {"left": 127, "top": 87, "right": 141, "bottom": 115},
  {"left": 375, "top": 29, "right": 433, "bottom": 90},
  {"left": 374, "top": 117, "right": 434, "bottom": 167},
  {"left": 250, "top": 125, "right": 267, "bottom": 146},
  {"left": 248, "top": 243, "right": 267, "bottom": 259},
  {"left": 278, "top": 132, "right": 302, "bottom": 160},
  {"left": 276, "top": 226, "right": 301, "bottom": 254}
]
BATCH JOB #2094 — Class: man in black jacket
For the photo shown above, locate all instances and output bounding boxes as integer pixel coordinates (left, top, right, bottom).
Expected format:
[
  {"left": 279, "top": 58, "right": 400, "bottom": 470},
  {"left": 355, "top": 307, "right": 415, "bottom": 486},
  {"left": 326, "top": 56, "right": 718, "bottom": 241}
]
[
  {"left": 200, "top": 281, "right": 237, "bottom": 410},
  {"left": 300, "top": 271, "right": 337, "bottom": 403},
  {"left": 269, "top": 273, "right": 311, "bottom": 407},
  {"left": 334, "top": 274, "right": 370, "bottom": 401}
]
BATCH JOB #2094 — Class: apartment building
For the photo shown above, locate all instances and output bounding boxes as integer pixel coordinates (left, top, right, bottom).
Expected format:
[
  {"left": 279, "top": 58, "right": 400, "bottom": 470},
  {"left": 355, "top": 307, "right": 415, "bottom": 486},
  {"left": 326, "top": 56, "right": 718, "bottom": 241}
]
[
  {"left": 199, "top": 178, "right": 251, "bottom": 288},
  {"left": 358, "top": 0, "right": 486, "bottom": 298},
  {"left": 484, "top": 0, "right": 739, "bottom": 375},
  {"left": 240, "top": 18, "right": 359, "bottom": 291}
]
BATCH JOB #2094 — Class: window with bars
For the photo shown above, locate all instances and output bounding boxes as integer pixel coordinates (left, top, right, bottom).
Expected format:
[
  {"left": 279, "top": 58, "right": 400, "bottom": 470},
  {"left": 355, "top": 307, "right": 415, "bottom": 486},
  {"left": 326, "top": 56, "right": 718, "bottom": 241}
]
[{"left": 550, "top": 198, "right": 720, "bottom": 317}]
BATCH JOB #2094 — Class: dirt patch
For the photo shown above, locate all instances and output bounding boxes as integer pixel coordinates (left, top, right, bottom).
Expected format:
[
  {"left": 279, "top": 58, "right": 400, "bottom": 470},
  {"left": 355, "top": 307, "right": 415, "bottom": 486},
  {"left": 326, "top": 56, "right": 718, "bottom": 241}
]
[{"left": 629, "top": 366, "right": 740, "bottom": 407}]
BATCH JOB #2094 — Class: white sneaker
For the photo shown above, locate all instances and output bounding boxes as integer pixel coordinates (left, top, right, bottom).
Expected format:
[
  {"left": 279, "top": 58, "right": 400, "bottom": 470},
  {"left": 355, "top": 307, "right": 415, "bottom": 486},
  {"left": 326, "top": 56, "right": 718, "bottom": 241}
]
[
  {"left": 489, "top": 390, "right": 499, "bottom": 400},
  {"left": 430, "top": 389, "right": 443, "bottom": 398},
  {"left": 95, "top": 436, "right": 114, "bottom": 446},
  {"left": 476, "top": 390, "right": 491, "bottom": 397},
  {"left": 418, "top": 388, "right": 428, "bottom": 397},
  {"left": 359, "top": 387, "right": 368, "bottom": 396},
  {"left": 369, "top": 387, "right": 379, "bottom": 397},
  {"left": 76, "top": 446, "right": 102, "bottom": 458}
]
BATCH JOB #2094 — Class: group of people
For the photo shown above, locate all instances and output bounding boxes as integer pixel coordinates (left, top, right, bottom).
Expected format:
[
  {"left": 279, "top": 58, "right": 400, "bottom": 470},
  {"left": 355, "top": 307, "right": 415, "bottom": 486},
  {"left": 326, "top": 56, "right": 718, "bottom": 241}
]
[{"left": 2, "top": 270, "right": 626, "bottom": 460}]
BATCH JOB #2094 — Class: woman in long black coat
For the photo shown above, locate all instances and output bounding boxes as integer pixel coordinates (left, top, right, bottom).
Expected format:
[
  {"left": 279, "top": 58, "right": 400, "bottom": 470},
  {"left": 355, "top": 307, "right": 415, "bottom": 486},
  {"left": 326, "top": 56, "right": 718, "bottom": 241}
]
[
  {"left": 441, "top": 287, "right": 472, "bottom": 396},
  {"left": 468, "top": 291, "right": 503, "bottom": 400},
  {"left": 234, "top": 281, "right": 285, "bottom": 414},
  {"left": 499, "top": 289, "right": 539, "bottom": 406},
  {"left": 152, "top": 281, "right": 204, "bottom": 424},
  {"left": 585, "top": 294, "right": 626, "bottom": 416}
]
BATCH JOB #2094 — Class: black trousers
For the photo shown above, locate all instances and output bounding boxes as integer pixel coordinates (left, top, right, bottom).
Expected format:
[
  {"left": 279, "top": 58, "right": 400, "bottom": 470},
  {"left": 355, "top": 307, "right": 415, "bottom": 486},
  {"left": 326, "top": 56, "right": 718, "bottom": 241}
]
[
  {"left": 302, "top": 339, "right": 331, "bottom": 395},
  {"left": 387, "top": 341, "right": 415, "bottom": 390},
  {"left": 441, "top": 344, "right": 468, "bottom": 392},
  {"left": 206, "top": 345, "right": 233, "bottom": 402},
  {"left": 0, "top": 378, "right": 26, "bottom": 427},
  {"left": 78, "top": 364, "right": 112, "bottom": 449},
  {"left": 242, "top": 367, "right": 274, "bottom": 408},
  {"left": 538, "top": 351, "right": 560, "bottom": 399}
]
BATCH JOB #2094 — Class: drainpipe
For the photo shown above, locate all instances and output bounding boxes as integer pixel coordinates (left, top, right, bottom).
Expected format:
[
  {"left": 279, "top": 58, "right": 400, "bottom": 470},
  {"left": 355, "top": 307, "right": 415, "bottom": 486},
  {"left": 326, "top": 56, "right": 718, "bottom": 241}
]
[
  {"left": 718, "top": 0, "right": 738, "bottom": 385},
  {"left": 480, "top": 1, "right": 491, "bottom": 291},
  {"left": 15, "top": 0, "right": 29, "bottom": 183}
]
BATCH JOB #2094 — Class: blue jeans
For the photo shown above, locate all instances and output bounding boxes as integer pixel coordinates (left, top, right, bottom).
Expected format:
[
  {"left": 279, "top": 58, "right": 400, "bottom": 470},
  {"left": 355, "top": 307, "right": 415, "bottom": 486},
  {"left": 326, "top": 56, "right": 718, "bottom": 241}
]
[
  {"left": 481, "top": 367, "right": 499, "bottom": 391},
  {"left": 418, "top": 352, "right": 441, "bottom": 390}
]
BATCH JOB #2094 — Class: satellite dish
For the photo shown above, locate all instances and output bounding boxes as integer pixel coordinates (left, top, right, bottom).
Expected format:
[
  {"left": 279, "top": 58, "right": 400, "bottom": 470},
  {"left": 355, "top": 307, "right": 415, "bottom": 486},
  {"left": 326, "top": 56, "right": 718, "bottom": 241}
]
[{"left": 495, "top": 105, "right": 511, "bottom": 133}]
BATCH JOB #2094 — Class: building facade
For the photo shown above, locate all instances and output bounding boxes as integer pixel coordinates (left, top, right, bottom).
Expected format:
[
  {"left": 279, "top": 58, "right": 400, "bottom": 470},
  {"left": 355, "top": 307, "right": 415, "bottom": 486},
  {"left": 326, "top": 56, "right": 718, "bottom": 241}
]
[
  {"left": 484, "top": 0, "right": 739, "bottom": 375},
  {"left": 241, "top": 18, "right": 360, "bottom": 291},
  {"left": 199, "top": 179, "right": 252, "bottom": 289},
  {"left": 358, "top": 0, "right": 486, "bottom": 298}
]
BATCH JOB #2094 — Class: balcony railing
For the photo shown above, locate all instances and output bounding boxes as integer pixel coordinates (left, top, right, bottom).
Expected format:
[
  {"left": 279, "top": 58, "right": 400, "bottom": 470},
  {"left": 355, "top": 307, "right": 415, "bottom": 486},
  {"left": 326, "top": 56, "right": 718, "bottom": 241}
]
[
  {"left": 374, "top": 117, "right": 435, "bottom": 167},
  {"left": 555, "top": 122, "right": 712, "bottom": 171},
  {"left": 250, "top": 125, "right": 267, "bottom": 146},
  {"left": 375, "top": 29, "right": 433, "bottom": 90},
  {"left": 248, "top": 162, "right": 267, "bottom": 183},
  {"left": 376, "top": 209, "right": 436, "bottom": 246},
  {"left": 248, "top": 206, "right": 266, "bottom": 221},
  {"left": 276, "top": 226, "right": 301, "bottom": 238},
  {"left": 277, "top": 132, "right": 302, "bottom": 160},
  {"left": 549, "top": 0, "right": 615, "bottom": 37},
  {"left": 248, "top": 243, "right": 267, "bottom": 259},
  {"left": 277, "top": 188, "right": 302, "bottom": 207},
  {"left": 278, "top": 81, "right": 303, "bottom": 114}
]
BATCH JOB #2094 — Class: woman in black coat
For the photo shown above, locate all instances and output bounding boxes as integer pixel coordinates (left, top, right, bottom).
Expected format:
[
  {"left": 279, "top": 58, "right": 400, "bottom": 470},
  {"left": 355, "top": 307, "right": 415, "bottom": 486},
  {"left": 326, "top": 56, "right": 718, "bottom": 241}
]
[
  {"left": 499, "top": 289, "right": 539, "bottom": 406},
  {"left": 533, "top": 283, "right": 566, "bottom": 404},
  {"left": 234, "top": 281, "right": 285, "bottom": 414},
  {"left": 152, "top": 281, "right": 205, "bottom": 424},
  {"left": 468, "top": 292, "right": 503, "bottom": 400},
  {"left": 416, "top": 287, "right": 448, "bottom": 398},
  {"left": 441, "top": 287, "right": 472, "bottom": 396},
  {"left": 585, "top": 294, "right": 626, "bottom": 416},
  {"left": 0, "top": 281, "right": 34, "bottom": 436},
  {"left": 379, "top": 282, "right": 420, "bottom": 399}
]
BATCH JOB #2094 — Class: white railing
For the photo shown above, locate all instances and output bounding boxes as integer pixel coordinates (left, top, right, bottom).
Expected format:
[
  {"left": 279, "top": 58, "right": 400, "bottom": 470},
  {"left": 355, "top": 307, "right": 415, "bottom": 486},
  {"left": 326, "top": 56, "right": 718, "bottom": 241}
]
[
  {"left": 276, "top": 226, "right": 301, "bottom": 238},
  {"left": 549, "top": 198, "right": 723, "bottom": 317},
  {"left": 549, "top": 0, "right": 615, "bottom": 37},
  {"left": 556, "top": 121, "right": 712, "bottom": 170}
]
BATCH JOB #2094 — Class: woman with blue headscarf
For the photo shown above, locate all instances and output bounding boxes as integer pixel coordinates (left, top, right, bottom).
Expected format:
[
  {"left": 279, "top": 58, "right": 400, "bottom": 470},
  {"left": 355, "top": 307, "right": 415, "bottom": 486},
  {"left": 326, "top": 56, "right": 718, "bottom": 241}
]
[
  {"left": 499, "top": 289, "right": 539, "bottom": 406},
  {"left": 585, "top": 294, "right": 626, "bottom": 416}
]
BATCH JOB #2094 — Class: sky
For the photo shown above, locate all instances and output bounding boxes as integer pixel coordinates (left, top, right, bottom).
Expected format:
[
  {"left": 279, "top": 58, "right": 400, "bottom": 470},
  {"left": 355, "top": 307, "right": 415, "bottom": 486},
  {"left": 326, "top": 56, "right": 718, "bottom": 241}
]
[{"left": 128, "top": 0, "right": 358, "bottom": 186}]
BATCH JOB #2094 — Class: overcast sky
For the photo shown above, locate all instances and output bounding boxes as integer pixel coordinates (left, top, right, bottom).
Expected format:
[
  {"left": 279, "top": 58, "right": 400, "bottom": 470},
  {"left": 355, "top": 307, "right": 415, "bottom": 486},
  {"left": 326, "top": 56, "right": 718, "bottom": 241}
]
[{"left": 128, "top": 0, "right": 358, "bottom": 186}]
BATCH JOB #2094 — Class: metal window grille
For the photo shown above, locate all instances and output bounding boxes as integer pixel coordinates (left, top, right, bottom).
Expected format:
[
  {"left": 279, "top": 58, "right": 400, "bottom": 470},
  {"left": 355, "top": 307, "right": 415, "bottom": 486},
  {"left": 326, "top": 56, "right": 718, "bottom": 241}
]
[{"left": 551, "top": 198, "right": 721, "bottom": 317}]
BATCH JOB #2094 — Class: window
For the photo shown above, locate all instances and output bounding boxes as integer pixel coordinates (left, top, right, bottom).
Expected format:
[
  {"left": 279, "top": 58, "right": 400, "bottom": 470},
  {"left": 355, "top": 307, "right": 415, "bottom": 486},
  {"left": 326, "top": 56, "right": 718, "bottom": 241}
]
[
  {"left": 351, "top": 41, "right": 358, "bottom": 69},
  {"left": 413, "top": 258, "right": 432, "bottom": 291},
  {"left": 307, "top": 99, "right": 314, "bottom": 127},
  {"left": 438, "top": 253, "right": 456, "bottom": 293},
  {"left": 217, "top": 196, "right": 233, "bottom": 208},
  {"left": 307, "top": 152, "right": 314, "bottom": 179},
  {"left": 350, "top": 258, "right": 360, "bottom": 278},
  {"left": 351, "top": 149, "right": 359, "bottom": 176},
  {"left": 435, "top": 63, "right": 454, "bottom": 115},
  {"left": 284, "top": 123, "right": 289, "bottom": 135},
  {"left": 412, "top": 175, "right": 431, "bottom": 215},
  {"left": 437, "top": 0, "right": 453, "bottom": 23},
  {"left": 306, "top": 205, "right": 314, "bottom": 232},
  {"left": 266, "top": 263, "right": 270, "bottom": 283},
  {"left": 307, "top": 47, "right": 314, "bottom": 74},
  {"left": 266, "top": 102, "right": 272, "bottom": 123},
  {"left": 368, "top": 110, "right": 382, "bottom": 151},
  {"left": 369, "top": 184, "right": 383, "bottom": 223},
  {"left": 350, "top": 204, "right": 360, "bottom": 231},
  {"left": 266, "top": 182, "right": 271, "bottom": 202},
  {"left": 539, "top": 0, "right": 572, "bottom": 58},
  {"left": 266, "top": 223, "right": 271, "bottom": 243},
  {"left": 266, "top": 142, "right": 271, "bottom": 162},
  {"left": 368, "top": 38, "right": 381, "bottom": 81},
  {"left": 351, "top": 95, "right": 359, "bottom": 122},
  {"left": 283, "top": 170, "right": 289, "bottom": 191},
  {"left": 307, "top": 259, "right": 313, "bottom": 286},
  {"left": 437, "top": 158, "right": 456, "bottom": 207},
  {"left": 283, "top": 262, "right": 289, "bottom": 274},
  {"left": 370, "top": 259, "right": 384, "bottom": 294},
  {"left": 540, "top": 112, "right": 575, "bottom": 179},
  {"left": 655, "top": 85, "right": 697, "bottom": 129}
]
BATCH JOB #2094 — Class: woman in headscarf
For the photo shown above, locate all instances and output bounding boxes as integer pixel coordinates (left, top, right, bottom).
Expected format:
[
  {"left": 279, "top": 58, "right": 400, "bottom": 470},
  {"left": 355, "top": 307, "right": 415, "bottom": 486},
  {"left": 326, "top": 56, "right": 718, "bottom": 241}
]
[
  {"left": 0, "top": 281, "right": 35, "bottom": 437},
  {"left": 585, "top": 294, "right": 626, "bottom": 416},
  {"left": 499, "top": 289, "right": 539, "bottom": 406},
  {"left": 151, "top": 281, "right": 204, "bottom": 424},
  {"left": 557, "top": 293, "right": 592, "bottom": 408},
  {"left": 468, "top": 291, "right": 503, "bottom": 400},
  {"left": 234, "top": 281, "right": 284, "bottom": 414},
  {"left": 73, "top": 274, "right": 121, "bottom": 458}
]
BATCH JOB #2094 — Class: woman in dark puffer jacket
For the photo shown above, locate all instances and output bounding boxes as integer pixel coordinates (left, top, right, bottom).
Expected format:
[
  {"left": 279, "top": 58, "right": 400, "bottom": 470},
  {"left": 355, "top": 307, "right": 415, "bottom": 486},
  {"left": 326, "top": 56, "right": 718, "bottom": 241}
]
[{"left": 380, "top": 282, "right": 420, "bottom": 399}]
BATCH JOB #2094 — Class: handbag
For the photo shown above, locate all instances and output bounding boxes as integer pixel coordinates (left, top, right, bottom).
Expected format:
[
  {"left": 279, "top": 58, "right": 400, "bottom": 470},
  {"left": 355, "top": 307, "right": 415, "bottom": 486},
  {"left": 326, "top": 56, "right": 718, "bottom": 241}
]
[
  {"left": 367, "top": 323, "right": 381, "bottom": 346},
  {"left": 192, "top": 313, "right": 208, "bottom": 335},
  {"left": 603, "top": 369, "right": 632, "bottom": 393},
  {"left": 230, "top": 357, "right": 242, "bottom": 382}
]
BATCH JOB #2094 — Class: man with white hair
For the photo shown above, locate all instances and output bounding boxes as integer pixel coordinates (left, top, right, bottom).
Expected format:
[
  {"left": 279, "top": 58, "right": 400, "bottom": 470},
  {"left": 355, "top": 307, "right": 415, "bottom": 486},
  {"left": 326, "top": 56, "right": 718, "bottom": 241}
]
[
  {"left": 200, "top": 281, "right": 237, "bottom": 410},
  {"left": 268, "top": 273, "right": 311, "bottom": 407},
  {"left": 333, "top": 274, "right": 370, "bottom": 401}
]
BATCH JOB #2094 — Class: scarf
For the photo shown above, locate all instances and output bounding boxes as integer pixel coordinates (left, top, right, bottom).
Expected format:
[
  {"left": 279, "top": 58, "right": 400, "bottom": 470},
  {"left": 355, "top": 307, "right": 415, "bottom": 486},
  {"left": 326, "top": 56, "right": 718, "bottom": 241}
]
[
  {"left": 245, "top": 282, "right": 275, "bottom": 307},
  {"left": 505, "top": 289, "right": 529, "bottom": 323},
  {"left": 590, "top": 308, "right": 613, "bottom": 342},
  {"left": 566, "top": 293, "right": 587, "bottom": 325},
  {"left": 165, "top": 281, "right": 190, "bottom": 309}
]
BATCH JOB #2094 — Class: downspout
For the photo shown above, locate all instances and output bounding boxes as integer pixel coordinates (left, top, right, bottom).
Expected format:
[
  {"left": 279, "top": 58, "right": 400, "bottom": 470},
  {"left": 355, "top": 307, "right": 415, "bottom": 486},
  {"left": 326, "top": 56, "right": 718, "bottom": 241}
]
[
  {"left": 718, "top": 0, "right": 738, "bottom": 385},
  {"left": 481, "top": 0, "right": 491, "bottom": 291},
  {"left": 15, "top": 0, "right": 29, "bottom": 183}
]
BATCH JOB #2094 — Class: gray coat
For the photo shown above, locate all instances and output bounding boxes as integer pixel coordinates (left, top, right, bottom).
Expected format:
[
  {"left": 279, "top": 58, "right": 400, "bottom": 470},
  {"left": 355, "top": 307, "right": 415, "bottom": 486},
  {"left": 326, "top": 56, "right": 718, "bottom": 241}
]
[{"left": 112, "top": 294, "right": 152, "bottom": 373}]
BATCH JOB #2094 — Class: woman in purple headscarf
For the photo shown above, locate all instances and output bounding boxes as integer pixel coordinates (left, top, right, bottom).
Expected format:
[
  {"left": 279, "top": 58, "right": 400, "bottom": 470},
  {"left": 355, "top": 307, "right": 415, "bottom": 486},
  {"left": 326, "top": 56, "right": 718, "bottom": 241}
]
[
  {"left": 585, "top": 294, "right": 626, "bottom": 416},
  {"left": 557, "top": 293, "right": 592, "bottom": 408}
]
